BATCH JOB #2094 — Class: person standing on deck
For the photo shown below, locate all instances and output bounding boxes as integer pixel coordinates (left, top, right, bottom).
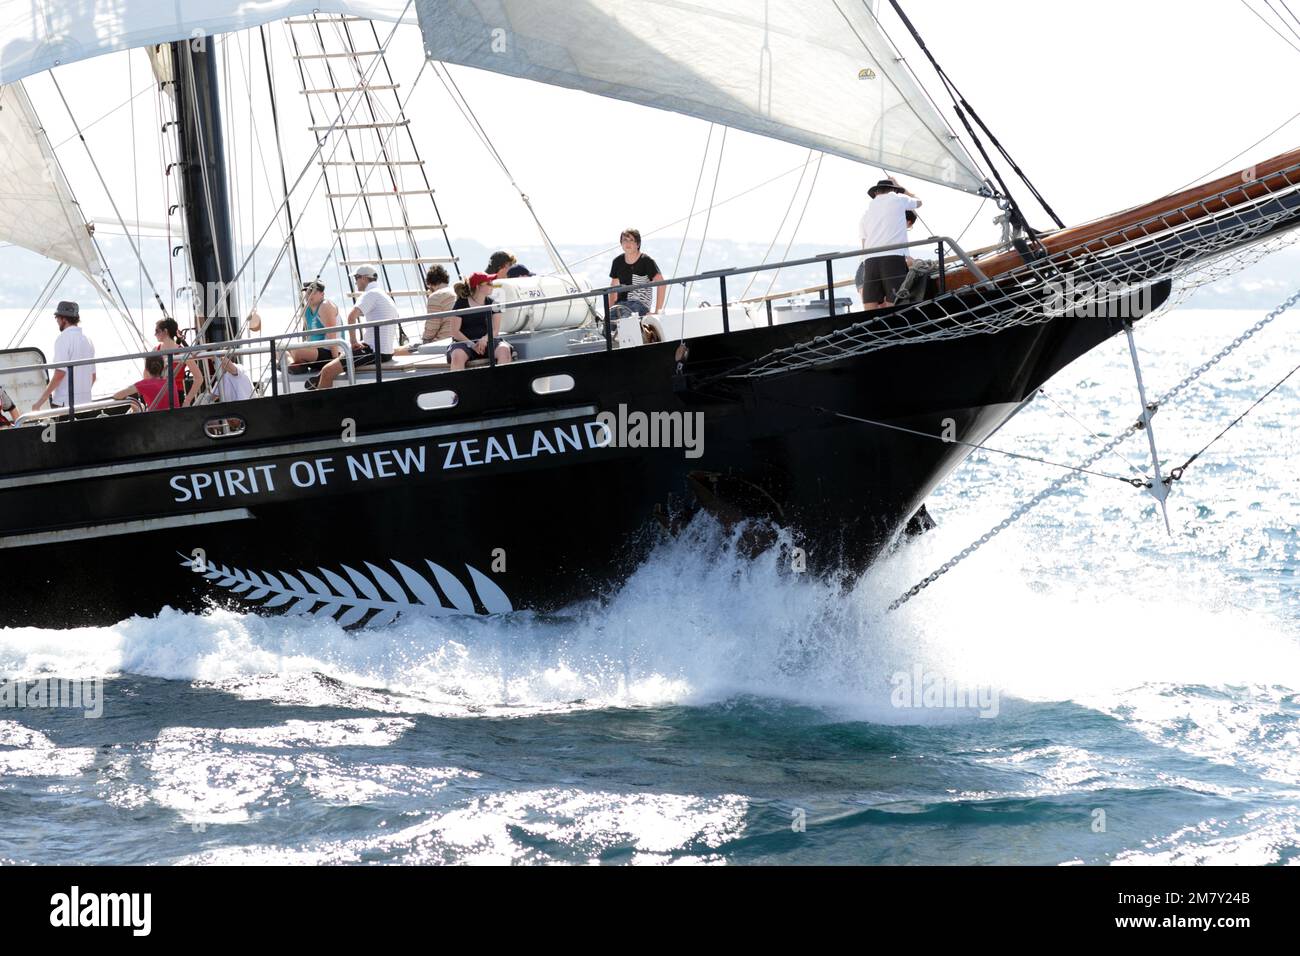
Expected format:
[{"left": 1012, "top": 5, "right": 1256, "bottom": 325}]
[
  {"left": 857, "top": 178, "right": 922, "bottom": 311},
  {"left": 307, "top": 264, "right": 398, "bottom": 390},
  {"left": 32, "top": 301, "right": 95, "bottom": 411},
  {"left": 607, "top": 228, "right": 665, "bottom": 317}
]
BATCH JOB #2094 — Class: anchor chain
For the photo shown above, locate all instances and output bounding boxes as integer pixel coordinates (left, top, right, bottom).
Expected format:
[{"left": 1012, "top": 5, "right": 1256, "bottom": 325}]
[
  {"left": 891, "top": 286, "right": 1300, "bottom": 611},
  {"left": 888, "top": 422, "right": 1143, "bottom": 610}
]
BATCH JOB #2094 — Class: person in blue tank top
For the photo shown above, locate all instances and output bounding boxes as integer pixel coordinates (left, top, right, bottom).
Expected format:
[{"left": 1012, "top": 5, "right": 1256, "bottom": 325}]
[{"left": 289, "top": 280, "right": 340, "bottom": 365}]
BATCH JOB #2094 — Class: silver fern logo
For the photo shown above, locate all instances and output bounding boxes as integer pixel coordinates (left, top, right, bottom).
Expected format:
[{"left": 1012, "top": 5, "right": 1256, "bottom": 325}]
[{"left": 179, "top": 555, "right": 512, "bottom": 626}]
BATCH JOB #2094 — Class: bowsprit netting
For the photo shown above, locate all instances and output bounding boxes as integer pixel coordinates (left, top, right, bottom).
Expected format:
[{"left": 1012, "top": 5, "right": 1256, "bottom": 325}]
[{"left": 732, "top": 159, "right": 1300, "bottom": 379}]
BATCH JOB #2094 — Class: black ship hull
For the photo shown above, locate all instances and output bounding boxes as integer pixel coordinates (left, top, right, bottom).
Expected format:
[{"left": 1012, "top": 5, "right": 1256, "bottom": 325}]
[{"left": 0, "top": 279, "right": 1170, "bottom": 628}]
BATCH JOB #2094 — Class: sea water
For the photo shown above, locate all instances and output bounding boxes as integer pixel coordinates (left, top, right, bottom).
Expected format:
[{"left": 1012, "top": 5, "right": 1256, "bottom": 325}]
[{"left": 2, "top": 307, "right": 1299, "bottom": 865}]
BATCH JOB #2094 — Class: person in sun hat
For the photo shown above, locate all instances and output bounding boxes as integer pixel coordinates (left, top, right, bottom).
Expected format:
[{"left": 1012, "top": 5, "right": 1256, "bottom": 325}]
[
  {"left": 446, "top": 271, "right": 515, "bottom": 370},
  {"left": 32, "top": 301, "right": 96, "bottom": 411},
  {"left": 857, "top": 177, "right": 922, "bottom": 311},
  {"left": 307, "top": 264, "right": 399, "bottom": 390}
]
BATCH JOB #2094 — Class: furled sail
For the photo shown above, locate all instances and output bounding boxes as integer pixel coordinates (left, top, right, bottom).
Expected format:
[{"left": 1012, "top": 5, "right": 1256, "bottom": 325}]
[
  {"left": 414, "top": 0, "right": 987, "bottom": 193},
  {"left": 0, "top": 81, "right": 97, "bottom": 274},
  {"left": 0, "top": 1, "right": 413, "bottom": 86}
]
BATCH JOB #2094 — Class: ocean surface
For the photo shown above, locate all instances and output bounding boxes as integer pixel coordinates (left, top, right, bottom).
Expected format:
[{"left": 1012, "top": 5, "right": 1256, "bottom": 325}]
[{"left": 3, "top": 306, "right": 1300, "bottom": 866}]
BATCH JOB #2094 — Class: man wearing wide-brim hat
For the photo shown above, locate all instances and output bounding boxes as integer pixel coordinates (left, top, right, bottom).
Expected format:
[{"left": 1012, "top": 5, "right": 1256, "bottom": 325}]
[
  {"left": 33, "top": 301, "right": 97, "bottom": 411},
  {"left": 857, "top": 177, "right": 922, "bottom": 311}
]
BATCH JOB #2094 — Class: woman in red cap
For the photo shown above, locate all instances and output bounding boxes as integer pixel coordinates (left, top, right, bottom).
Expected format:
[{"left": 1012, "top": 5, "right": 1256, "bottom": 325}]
[{"left": 446, "top": 272, "right": 515, "bottom": 370}]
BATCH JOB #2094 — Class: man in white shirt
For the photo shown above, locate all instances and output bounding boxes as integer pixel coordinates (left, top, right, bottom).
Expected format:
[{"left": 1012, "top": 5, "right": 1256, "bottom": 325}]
[
  {"left": 32, "top": 301, "right": 96, "bottom": 410},
  {"left": 856, "top": 179, "right": 922, "bottom": 311},
  {"left": 309, "top": 264, "right": 399, "bottom": 390}
]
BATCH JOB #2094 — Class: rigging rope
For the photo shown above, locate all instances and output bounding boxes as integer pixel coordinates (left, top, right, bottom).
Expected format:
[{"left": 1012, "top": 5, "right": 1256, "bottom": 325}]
[
  {"left": 1265, "top": 0, "right": 1300, "bottom": 40},
  {"left": 250, "top": 43, "right": 433, "bottom": 329},
  {"left": 566, "top": 159, "right": 827, "bottom": 271},
  {"left": 1037, "top": 387, "right": 1148, "bottom": 480},
  {"left": 883, "top": 0, "right": 1065, "bottom": 232},
  {"left": 129, "top": 51, "right": 142, "bottom": 325},
  {"left": 1240, "top": 0, "right": 1300, "bottom": 53},
  {"left": 1165, "top": 110, "right": 1300, "bottom": 196},
  {"left": 430, "top": 61, "right": 587, "bottom": 302},
  {"left": 1168, "top": 356, "right": 1300, "bottom": 484},
  {"left": 256, "top": 25, "right": 302, "bottom": 292},
  {"left": 245, "top": 58, "right": 443, "bottom": 397},
  {"left": 8, "top": 264, "right": 68, "bottom": 349},
  {"left": 671, "top": 124, "right": 715, "bottom": 315},
  {"left": 364, "top": 20, "right": 461, "bottom": 282},
  {"left": 889, "top": 286, "right": 1300, "bottom": 610},
  {"left": 741, "top": 149, "right": 817, "bottom": 301},
  {"left": 681, "top": 126, "right": 728, "bottom": 328},
  {"left": 760, "top": 153, "right": 823, "bottom": 300},
  {"left": 337, "top": 16, "right": 422, "bottom": 305},
  {"left": 954, "top": 198, "right": 987, "bottom": 246},
  {"left": 178, "top": 43, "right": 234, "bottom": 335},
  {"left": 50, "top": 82, "right": 154, "bottom": 151},
  {"left": 768, "top": 398, "right": 1145, "bottom": 486},
  {"left": 211, "top": 4, "right": 412, "bottom": 328},
  {"left": 49, "top": 72, "right": 172, "bottom": 321}
]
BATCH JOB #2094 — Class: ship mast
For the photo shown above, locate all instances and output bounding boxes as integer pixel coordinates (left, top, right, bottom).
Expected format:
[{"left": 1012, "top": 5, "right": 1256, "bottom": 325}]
[{"left": 169, "top": 36, "right": 239, "bottom": 344}]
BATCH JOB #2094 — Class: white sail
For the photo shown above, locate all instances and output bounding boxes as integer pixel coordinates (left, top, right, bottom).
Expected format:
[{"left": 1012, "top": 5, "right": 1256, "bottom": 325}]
[
  {"left": 0, "top": 1, "right": 413, "bottom": 86},
  {"left": 414, "top": 0, "right": 987, "bottom": 193},
  {"left": 0, "top": 81, "right": 97, "bottom": 274}
]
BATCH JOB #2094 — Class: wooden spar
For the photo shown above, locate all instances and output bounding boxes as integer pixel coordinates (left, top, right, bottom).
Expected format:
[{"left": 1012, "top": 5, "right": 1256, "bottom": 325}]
[{"left": 944, "top": 145, "right": 1300, "bottom": 289}]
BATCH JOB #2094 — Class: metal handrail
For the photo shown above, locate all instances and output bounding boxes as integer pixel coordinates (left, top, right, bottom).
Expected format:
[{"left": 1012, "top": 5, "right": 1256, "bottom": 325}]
[
  {"left": 277, "top": 337, "right": 355, "bottom": 392},
  {"left": 13, "top": 398, "right": 141, "bottom": 426},
  {"left": 0, "top": 235, "right": 990, "bottom": 385}
]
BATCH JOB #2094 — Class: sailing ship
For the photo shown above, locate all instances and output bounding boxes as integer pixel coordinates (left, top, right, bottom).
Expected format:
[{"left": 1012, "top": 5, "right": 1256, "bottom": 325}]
[{"left": 0, "top": 1, "right": 1298, "bottom": 628}]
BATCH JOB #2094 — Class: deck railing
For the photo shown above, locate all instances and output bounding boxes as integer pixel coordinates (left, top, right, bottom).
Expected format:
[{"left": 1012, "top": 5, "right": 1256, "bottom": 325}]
[{"left": 0, "top": 235, "right": 988, "bottom": 421}]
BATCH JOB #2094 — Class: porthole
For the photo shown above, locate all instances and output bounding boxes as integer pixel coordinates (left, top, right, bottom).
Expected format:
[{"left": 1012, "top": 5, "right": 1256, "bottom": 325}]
[
  {"left": 531, "top": 374, "right": 575, "bottom": 395},
  {"left": 416, "top": 390, "right": 459, "bottom": 410},
  {"left": 205, "top": 417, "right": 246, "bottom": 438}
]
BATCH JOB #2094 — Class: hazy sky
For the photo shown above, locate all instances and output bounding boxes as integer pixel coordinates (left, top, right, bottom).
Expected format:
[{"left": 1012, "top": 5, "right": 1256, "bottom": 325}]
[{"left": 17, "top": 0, "right": 1300, "bottom": 281}]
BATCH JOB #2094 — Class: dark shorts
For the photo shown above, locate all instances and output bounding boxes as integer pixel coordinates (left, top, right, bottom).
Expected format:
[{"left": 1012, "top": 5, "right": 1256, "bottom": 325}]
[
  {"left": 313, "top": 346, "right": 334, "bottom": 363},
  {"left": 446, "top": 341, "right": 518, "bottom": 363},
  {"left": 612, "top": 299, "right": 650, "bottom": 318},
  {"left": 352, "top": 344, "right": 392, "bottom": 368},
  {"left": 856, "top": 255, "right": 909, "bottom": 305}
]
